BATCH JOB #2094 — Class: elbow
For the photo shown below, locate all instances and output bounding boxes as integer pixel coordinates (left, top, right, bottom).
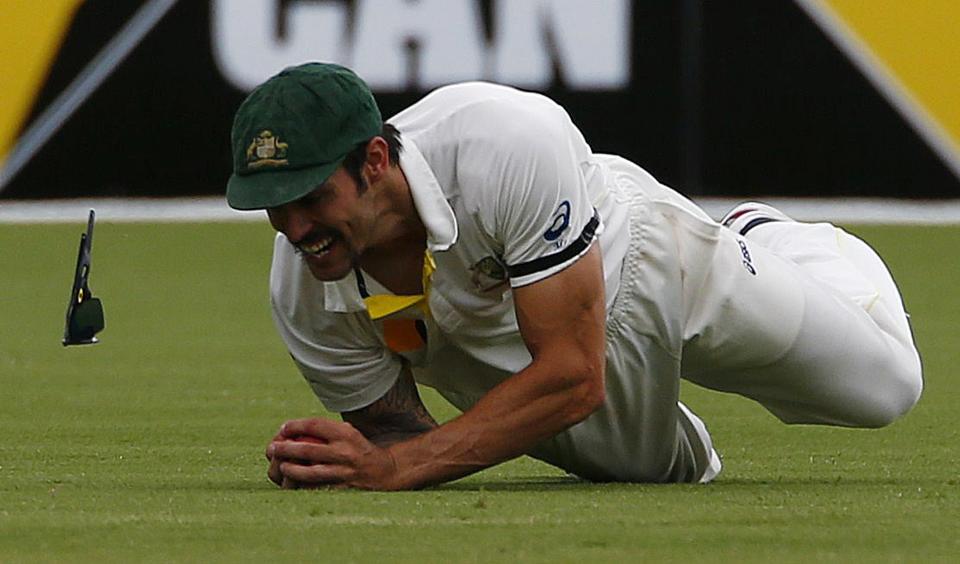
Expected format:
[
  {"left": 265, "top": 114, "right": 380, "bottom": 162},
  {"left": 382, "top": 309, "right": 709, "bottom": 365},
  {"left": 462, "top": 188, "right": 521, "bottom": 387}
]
[{"left": 565, "top": 361, "right": 606, "bottom": 425}]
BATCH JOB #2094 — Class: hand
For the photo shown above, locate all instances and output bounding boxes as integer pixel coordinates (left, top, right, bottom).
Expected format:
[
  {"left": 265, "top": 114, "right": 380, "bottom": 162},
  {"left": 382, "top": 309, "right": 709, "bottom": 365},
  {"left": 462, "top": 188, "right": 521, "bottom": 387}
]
[{"left": 265, "top": 418, "right": 401, "bottom": 490}]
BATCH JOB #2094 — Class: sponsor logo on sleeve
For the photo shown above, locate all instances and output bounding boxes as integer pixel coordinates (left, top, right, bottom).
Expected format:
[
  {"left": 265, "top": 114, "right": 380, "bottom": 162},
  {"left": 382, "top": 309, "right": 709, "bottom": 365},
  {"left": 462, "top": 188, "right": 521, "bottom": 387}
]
[{"left": 543, "top": 200, "right": 571, "bottom": 243}]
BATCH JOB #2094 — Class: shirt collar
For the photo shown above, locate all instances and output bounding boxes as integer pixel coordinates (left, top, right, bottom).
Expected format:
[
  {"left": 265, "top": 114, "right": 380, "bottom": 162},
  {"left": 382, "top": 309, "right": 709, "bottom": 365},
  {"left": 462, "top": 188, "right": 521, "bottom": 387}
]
[
  {"left": 322, "top": 270, "right": 366, "bottom": 313},
  {"left": 320, "top": 138, "right": 457, "bottom": 313},
  {"left": 399, "top": 138, "right": 458, "bottom": 252}
]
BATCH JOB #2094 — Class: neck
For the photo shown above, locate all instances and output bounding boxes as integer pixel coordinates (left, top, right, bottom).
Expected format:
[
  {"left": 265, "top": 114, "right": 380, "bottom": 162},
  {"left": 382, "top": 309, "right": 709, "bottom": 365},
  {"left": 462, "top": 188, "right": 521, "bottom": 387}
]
[{"left": 359, "top": 165, "right": 427, "bottom": 267}]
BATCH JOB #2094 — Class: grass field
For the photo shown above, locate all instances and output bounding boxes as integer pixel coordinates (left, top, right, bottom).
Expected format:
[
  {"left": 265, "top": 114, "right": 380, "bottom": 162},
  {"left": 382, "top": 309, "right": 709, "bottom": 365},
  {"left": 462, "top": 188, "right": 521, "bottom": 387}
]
[{"left": 1, "top": 220, "right": 958, "bottom": 563}]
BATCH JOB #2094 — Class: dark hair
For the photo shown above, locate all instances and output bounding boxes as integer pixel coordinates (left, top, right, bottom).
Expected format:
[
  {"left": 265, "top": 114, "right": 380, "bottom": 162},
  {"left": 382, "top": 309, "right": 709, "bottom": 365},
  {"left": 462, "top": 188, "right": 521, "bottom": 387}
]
[{"left": 341, "top": 123, "right": 402, "bottom": 187}]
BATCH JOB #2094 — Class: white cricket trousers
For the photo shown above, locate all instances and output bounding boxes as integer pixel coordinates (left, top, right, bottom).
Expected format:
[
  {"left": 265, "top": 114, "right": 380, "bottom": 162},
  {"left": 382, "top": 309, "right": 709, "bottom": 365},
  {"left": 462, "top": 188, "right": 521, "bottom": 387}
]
[
  {"left": 531, "top": 159, "right": 922, "bottom": 484},
  {"left": 685, "top": 210, "right": 923, "bottom": 429}
]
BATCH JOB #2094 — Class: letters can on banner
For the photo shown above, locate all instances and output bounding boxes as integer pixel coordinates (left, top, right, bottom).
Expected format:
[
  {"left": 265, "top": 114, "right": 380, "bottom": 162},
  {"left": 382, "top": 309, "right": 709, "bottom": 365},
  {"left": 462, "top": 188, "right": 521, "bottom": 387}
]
[
  {"left": 9, "top": 0, "right": 957, "bottom": 200},
  {"left": 211, "top": 0, "right": 631, "bottom": 92}
]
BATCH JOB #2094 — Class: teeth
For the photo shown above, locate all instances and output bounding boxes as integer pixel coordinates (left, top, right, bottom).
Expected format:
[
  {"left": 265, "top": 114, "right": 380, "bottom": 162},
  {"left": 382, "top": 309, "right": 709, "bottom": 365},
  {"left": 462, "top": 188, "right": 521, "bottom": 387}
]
[{"left": 298, "top": 236, "right": 333, "bottom": 255}]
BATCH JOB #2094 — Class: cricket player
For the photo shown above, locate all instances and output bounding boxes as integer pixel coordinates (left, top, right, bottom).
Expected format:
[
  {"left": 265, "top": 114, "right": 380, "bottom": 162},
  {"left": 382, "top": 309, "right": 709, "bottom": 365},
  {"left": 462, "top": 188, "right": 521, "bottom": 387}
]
[{"left": 226, "top": 63, "right": 922, "bottom": 489}]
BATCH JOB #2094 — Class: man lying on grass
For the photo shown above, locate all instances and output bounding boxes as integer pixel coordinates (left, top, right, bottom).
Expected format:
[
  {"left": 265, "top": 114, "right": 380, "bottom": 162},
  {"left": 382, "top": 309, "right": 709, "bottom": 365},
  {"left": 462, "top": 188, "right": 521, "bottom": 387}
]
[{"left": 226, "top": 63, "right": 922, "bottom": 490}]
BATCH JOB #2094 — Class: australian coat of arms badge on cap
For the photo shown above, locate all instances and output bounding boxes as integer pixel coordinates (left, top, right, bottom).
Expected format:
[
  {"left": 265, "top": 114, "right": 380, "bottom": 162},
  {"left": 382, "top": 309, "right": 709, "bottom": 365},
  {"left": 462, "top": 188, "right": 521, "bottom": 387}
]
[{"left": 246, "top": 130, "right": 289, "bottom": 169}]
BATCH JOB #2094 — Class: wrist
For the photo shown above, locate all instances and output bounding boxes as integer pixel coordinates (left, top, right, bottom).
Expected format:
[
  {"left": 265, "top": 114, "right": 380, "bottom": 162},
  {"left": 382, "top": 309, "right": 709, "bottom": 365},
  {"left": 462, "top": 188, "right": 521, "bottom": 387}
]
[{"left": 383, "top": 442, "right": 420, "bottom": 490}]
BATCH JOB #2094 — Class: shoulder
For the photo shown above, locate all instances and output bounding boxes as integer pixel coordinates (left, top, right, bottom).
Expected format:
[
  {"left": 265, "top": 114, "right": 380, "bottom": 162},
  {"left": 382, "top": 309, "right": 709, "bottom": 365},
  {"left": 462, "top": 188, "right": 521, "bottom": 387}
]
[
  {"left": 391, "top": 82, "right": 579, "bottom": 151},
  {"left": 270, "top": 233, "right": 310, "bottom": 304},
  {"left": 396, "top": 83, "right": 590, "bottom": 191},
  {"left": 269, "top": 233, "right": 320, "bottom": 325}
]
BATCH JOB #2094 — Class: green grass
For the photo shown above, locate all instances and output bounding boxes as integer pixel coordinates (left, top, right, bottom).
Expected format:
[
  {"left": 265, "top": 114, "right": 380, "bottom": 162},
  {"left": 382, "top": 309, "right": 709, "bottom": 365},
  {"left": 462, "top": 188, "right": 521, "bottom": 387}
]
[{"left": 1, "top": 221, "right": 958, "bottom": 563}]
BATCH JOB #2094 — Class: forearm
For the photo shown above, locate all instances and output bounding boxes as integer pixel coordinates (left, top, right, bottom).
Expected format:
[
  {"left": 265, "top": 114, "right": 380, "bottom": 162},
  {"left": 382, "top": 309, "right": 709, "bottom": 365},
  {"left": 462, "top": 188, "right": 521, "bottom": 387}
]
[
  {"left": 266, "top": 362, "right": 599, "bottom": 492},
  {"left": 386, "top": 355, "right": 603, "bottom": 489},
  {"left": 385, "top": 246, "right": 607, "bottom": 490}
]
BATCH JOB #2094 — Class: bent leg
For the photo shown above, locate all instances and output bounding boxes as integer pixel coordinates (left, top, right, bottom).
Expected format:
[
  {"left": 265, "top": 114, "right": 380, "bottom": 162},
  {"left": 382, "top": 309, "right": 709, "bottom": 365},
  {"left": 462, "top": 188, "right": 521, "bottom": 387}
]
[
  {"left": 736, "top": 265, "right": 921, "bottom": 427},
  {"left": 747, "top": 217, "right": 921, "bottom": 426},
  {"left": 687, "top": 207, "right": 922, "bottom": 427}
]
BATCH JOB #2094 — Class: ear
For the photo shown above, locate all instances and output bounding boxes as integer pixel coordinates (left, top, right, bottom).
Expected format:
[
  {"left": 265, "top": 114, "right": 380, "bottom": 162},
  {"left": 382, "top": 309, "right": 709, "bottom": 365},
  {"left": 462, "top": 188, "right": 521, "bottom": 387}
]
[{"left": 363, "top": 136, "right": 390, "bottom": 182}]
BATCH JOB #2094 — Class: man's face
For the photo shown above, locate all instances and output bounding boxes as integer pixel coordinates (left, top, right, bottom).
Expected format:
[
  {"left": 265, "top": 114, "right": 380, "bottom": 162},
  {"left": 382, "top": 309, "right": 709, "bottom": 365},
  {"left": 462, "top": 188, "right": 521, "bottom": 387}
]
[{"left": 267, "top": 167, "right": 375, "bottom": 281}]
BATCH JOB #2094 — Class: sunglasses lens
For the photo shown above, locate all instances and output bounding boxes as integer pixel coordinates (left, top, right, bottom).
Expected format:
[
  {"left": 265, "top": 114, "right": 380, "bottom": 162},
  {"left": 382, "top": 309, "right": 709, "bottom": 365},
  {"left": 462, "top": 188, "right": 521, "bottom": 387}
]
[{"left": 67, "top": 298, "right": 104, "bottom": 343}]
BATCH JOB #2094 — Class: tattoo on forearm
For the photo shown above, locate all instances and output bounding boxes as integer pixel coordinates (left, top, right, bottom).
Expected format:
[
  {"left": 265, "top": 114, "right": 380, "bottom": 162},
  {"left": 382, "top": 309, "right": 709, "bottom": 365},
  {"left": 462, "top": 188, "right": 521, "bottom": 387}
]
[{"left": 342, "top": 367, "right": 437, "bottom": 446}]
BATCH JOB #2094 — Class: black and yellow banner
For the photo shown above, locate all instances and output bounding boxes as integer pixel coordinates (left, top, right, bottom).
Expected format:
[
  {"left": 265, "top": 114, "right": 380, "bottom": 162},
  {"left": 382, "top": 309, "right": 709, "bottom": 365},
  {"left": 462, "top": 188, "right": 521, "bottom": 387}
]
[
  {"left": 0, "top": 0, "right": 82, "bottom": 164},
  {"left": 801, "top": 0, "right": 960, "bottom": 186},
  {"left": 2, "top": 0, "right": 958, "bottom": 199}
]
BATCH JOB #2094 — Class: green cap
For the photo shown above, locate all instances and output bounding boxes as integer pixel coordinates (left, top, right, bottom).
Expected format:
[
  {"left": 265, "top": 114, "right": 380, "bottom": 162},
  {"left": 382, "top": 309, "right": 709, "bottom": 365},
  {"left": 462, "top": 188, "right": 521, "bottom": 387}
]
[{"left": 226, "top": 63, "right": 382, "bottom": 210}]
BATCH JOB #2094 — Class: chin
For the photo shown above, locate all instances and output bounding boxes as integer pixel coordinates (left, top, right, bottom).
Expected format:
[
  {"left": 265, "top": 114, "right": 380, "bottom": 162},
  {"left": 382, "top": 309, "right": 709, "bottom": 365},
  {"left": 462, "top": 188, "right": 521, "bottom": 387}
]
[
  {"left": 306, "top": 263, "right": 354, "bottom": 282},
  {"left": 304, "top": 255, "right": 355, "bottom": 282}
]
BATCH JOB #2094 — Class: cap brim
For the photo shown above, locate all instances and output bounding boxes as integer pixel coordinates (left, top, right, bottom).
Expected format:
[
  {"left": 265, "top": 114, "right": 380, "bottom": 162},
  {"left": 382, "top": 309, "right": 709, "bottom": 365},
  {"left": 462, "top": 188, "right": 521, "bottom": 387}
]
[{"left": 226, "top": 161, "right": 340, "bottom": 210}]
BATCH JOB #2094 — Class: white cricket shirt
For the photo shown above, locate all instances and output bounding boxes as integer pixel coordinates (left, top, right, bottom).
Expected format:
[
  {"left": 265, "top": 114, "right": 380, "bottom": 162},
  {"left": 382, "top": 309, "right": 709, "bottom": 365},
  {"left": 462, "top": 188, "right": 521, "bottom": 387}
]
[{"left": 270, "top": 82, "right": 630, "bottom": 413}]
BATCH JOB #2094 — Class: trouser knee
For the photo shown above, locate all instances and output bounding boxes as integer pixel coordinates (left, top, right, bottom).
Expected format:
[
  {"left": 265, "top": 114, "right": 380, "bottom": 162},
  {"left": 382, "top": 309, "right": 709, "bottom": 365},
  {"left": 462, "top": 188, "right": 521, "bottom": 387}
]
[
  {"left": 866, "top": 359, "right": 922, "bottom": 427},
  {"left": 845, "top": 352, "right": 923, "bottom": 428}
]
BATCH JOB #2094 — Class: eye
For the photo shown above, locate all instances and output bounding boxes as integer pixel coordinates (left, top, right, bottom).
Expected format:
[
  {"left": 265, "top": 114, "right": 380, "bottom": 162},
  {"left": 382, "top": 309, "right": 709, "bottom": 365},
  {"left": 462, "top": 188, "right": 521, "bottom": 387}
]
[{"left": 300, "top": 185, "right": 332, "bottom": 205}]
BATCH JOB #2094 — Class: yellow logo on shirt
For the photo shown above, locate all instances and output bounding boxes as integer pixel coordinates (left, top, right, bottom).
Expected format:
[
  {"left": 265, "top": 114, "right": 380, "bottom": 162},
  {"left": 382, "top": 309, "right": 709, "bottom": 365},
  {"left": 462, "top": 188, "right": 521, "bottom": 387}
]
[{"left": 470, "top": 256, "right": 508, "bottom": 292}]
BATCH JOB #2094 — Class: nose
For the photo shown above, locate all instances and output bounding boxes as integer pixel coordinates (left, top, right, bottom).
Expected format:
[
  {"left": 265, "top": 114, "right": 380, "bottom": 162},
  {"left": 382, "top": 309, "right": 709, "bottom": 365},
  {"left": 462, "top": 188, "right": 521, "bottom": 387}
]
[{"left": 268, "top": 204, "right": 312, "bottom": 244}]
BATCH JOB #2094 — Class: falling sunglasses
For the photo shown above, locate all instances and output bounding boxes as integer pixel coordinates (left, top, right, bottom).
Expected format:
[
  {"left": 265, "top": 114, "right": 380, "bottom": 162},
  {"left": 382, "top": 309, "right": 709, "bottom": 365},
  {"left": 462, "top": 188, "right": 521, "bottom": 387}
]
[{"left": 63, "top": 210, "right": 105, "bottom": 346}]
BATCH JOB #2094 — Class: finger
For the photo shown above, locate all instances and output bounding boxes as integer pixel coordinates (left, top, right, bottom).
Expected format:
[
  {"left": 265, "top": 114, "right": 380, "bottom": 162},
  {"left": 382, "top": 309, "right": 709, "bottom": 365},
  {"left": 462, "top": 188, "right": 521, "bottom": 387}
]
[
  {"left": 271, "top": 439, "right": 348, "bottom": 465},
  {"left": 280, "top": 417, "right": 353, "bottom": 441},
  {"left": 267, "top": 456, "right": 284, "bottom": 486},
  {"left": 279, "top": 460, "right": 347, "bottom": 485},
  {"left": 265, "top": 427, "right": 286, "bottom": 460}
]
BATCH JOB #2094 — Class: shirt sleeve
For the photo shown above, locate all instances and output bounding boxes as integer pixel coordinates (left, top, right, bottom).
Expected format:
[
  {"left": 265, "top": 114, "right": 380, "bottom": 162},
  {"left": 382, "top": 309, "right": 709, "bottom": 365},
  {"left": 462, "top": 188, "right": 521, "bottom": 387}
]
[
  {"left": 269, "top": 238, "right": 401, "bottom": 413},
  {"left": 455, "top": 95, "right": 603, "bottom": 288}
]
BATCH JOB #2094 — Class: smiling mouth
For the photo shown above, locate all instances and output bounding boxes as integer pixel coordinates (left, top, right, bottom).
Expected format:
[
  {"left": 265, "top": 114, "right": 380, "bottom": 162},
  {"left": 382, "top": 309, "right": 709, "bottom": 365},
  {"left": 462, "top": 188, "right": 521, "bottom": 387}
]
[{"left": 294, "top": 233, "right": 336, "bottom": 257}]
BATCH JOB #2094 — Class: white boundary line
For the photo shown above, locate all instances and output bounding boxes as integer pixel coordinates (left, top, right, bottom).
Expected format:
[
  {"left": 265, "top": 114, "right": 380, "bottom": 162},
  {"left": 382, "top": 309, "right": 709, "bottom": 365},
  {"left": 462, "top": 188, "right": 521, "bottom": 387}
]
[
  {"left": 0, "top": 197, "right": 260, "bottom": 224},
  {"left": 1, "top": 197, "right": 959, "bottom": 224},
  {"left": 793, "top": 0, "right": 960, "bottom": 183}
]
